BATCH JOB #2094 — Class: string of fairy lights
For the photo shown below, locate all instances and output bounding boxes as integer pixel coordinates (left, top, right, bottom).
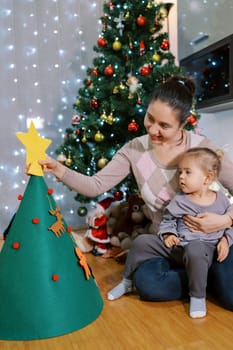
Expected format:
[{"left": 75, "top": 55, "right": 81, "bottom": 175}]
[{"left": 0, "top": 0, "right": 104, "bottom": 232}]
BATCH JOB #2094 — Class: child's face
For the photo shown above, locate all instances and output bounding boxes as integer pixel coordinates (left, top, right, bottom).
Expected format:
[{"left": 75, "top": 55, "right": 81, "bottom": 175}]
[{"left": 178, "top": 157, "right": 208, "bottom": 194}]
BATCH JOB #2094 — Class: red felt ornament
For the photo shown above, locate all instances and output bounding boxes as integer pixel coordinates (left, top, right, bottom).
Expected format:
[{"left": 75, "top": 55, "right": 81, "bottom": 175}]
[
  {"left": 32, "top": 217, "right": 40, "bottom": 224},
  {"left": 128, "top": 120, "right": 139, "bottom": 132},
  {"left": 12, "top": 242, "right": 20, "bottom": 249},
  {"left": 90, "top": 98, "right": 99, "bottom": 109},
  {"left": 97, "top": 37, "right": 107, "bottom": 48},
  {"left": 104, "top": 65, "right": 114, "bottom": 76},
  {"left": 136, "top": 15, "right": 146, "bottom": 26},
  {"left": 52, "top": 274, "right": 59, "bottom": 282},
  {"left": 160, "top": 39, "right": 170, "bottom": 51}
]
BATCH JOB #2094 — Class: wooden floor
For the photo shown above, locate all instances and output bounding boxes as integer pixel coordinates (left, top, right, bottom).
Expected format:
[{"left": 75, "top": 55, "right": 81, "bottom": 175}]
[{"left": 1, "top": 239, "right": 233, "bottom": 349}]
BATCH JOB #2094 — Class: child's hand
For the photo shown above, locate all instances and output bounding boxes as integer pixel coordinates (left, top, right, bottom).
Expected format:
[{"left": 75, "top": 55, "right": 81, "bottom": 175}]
[
  {"left": 217, "top": 236, "right": 229, "bottom": 262},
  {"left": 163, "top": 234, "right": 180, "bottom": 248}
]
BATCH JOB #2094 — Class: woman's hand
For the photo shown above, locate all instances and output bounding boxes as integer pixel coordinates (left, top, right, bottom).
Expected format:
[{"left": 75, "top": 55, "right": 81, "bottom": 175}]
[
  {"left": 217, "top": 235, "right": 229, "bottom": 262},
  {"left": 38, "top": 156, "right": 66, "bottom": 179},
  {"left": 183, "top": 213, "right": 232, "bottom": 234}
]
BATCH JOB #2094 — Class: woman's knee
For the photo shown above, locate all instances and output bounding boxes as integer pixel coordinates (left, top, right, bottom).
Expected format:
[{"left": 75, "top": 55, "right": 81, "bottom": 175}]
[{"left": 134, "top": 257, "right": 188, "bottom": 301}]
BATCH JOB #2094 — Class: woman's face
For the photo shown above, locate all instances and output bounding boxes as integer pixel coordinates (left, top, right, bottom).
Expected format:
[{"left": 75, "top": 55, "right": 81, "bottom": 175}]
[{"left": 144, "top": 99, "right": 184, "bottom": 144}]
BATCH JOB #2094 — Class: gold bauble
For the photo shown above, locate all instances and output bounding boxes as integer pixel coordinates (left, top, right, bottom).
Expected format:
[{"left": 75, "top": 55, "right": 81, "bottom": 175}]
[
  {"left": 65, "top": 152, "right": 72, "bottom": 167},
  {"left": 112, "top": 40, "right": 122, "bottom": 51},
  {"left": 147, "top": 1, "right": 152, "bottom": 9},
  {"left": 94, "top": 131, "right": 104, "bottom": 142},
  {"left": 152, "top": 53, "right": 161, "bottom": 63},
  {"left": 113, "top": 86, "right": 119, "bottom": 94},
  {"left": 97, "top": 157, "right": 108, "bottom": 168},
  {"left": 81, "top": 135, "right": 87, "bottom": 143},
  {"left": 100, "top": 111, "right": 108, "bottom": 122},
  {"left": 107, "top": 112, "right": 114, "bottom": 125}
]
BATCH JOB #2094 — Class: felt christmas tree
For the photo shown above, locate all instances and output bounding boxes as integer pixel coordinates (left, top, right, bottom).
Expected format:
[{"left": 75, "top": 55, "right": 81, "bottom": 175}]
[{"left": 0, "top": 122, "right": 103, "bottom": 340}]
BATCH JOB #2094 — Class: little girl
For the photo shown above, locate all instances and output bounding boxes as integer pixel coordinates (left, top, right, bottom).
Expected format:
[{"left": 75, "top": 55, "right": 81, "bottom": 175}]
[{"left": 108, "top": 147, "right": 233, "bottom": 318}]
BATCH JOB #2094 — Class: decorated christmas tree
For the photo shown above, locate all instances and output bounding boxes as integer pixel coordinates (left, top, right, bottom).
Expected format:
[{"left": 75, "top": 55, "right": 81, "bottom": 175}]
[
  {"left": 55, "top": 1, "right": 199, "bottom": 203},
  {"left": 0, "top": 122, "right": 103, "bottom": 340}
]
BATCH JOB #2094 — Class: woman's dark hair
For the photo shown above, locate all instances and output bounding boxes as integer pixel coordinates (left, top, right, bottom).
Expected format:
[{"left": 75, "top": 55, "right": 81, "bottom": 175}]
[{"left": 150, "top": 76, "right": 196, "bottom": 124}]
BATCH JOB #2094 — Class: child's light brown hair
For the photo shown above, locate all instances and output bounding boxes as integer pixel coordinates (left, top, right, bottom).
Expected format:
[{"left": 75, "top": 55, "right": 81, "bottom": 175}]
[{"left": 181, "top": 147, "right": 223, "bottom": 180}]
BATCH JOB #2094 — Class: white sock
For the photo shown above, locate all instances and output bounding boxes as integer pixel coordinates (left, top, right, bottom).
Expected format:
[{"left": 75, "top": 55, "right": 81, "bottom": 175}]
[
  {"left": 190, "top": 297, "right": 206, "bottom": 318},
  {"left": 107, "top": 278, "right": 132, "bottom": 301}
]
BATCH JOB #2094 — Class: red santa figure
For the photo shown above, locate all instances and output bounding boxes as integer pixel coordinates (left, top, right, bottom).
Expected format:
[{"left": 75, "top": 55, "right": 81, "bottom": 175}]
[{"left": 85, "top": 197, "right": 114, "bottom": 256}]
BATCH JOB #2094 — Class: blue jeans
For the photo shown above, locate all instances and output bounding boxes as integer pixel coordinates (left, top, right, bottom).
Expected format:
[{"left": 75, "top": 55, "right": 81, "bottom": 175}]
[{"left": 133, "top": 245, "right": 233, "bottom": 311}]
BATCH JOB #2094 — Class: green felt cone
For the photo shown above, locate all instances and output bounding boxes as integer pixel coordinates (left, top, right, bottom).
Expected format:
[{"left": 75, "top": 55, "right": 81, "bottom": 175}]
[{"left": 0, "top": 176, "right": 103, "bottom": 340}]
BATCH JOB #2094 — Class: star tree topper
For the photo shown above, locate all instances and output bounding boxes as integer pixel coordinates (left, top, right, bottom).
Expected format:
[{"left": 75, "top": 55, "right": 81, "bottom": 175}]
[{"left": 16, "top": 121, "right": 52, "bottom": 176}]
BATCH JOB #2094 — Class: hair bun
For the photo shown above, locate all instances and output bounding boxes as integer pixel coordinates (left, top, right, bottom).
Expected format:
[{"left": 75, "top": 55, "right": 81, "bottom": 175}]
[{"left": 183, "top": 77, "right": 196, "bottom": 96}]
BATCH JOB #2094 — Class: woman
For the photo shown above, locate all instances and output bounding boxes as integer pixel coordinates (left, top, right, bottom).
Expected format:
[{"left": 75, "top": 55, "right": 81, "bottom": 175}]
[{"left": 39, "top": 76, "right": 233, "bottom": 310}]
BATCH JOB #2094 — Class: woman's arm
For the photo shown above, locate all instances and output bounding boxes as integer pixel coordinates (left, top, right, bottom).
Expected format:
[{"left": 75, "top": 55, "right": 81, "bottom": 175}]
[
  {"left": 39, "top": 144, "right": 132, "bottom": 198},
  {"left": 183, "top": 212, "right": 232, "bottom": 233}
]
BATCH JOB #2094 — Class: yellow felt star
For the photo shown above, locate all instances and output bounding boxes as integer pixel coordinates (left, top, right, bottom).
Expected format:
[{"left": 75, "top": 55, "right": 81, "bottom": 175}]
[{"left": 16, "top": 121, "right": 52, "bottom": 176}]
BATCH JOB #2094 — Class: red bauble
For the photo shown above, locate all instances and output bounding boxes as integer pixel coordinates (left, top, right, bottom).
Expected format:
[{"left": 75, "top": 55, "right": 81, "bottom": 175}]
[
  {"left": 86, "top": 79, "right": 92, "bottom": 86},
  {"left": 160, "top": 39, "right": 170, "bottom": 51},
  {"left": 104, "top": 65, "right": 114, "bottom": 76},
  {"left": 128, "top": 120, "right": 139, "bottom": 132},
  {"left": 91, "top": 68, "right": 99, "bottom": 76},
  {"left": 187, "top": 114, "right": 197, "bottom": 126},
  {"left": 140, "top": 66, "right": 151, "bottom": 76},
  {"left": 136, "top": 15, "right": 146, "bottom": 26},
  {"left": 114, "top": 191, "right": 124, "bottom": 201},
  {"left": 90, "top": 98, "right": 99, "bottom": 109},
  {"left": 97, "top": 37, "right": 107, "bottom": 48}
]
